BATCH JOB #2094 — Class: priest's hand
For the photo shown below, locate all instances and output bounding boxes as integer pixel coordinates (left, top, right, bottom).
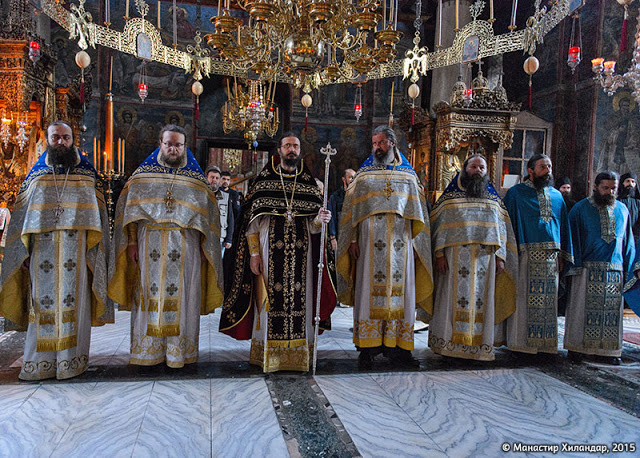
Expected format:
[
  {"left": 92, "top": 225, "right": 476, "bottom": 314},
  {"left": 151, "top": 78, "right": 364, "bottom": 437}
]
[
  {"left": 436, "top": 255, "right": 448, "bottom": 273},
  {"left": 348, "top": 241, "right": 360, "bottom": 259},
  {"left": 223, "top": 242, "right": 232, "bottom": 249},
  {"left": 330, "top": 237, "right": 337, "bottom": 251},
  {"left": 21, "top": 256, "right": 30, "bottom": 271},
  {"left": 127, "top": 244, "right": 139, "bottom": 263},
  {"left": 496, "top": 258, "right": 505, "bottom": 275},
  {"left": 317, "top": 208, "right": 331, "bottom": 224},
  {"left": 250, "top": 255, "right": 263, "bottom": 276}
]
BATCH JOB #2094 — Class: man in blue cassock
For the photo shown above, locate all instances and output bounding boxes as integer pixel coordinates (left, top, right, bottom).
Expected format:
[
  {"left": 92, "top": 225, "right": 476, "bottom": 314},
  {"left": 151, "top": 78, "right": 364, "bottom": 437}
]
[
  {"left": 564, "top": 171, "right": 635, "bottom": 365},
  {"left": 503, "top": 154, "right": 573, "bottom": 355}
]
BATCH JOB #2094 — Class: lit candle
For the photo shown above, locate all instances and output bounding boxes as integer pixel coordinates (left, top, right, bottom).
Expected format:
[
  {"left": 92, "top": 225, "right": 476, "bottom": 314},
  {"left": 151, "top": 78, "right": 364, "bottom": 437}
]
[
  {"left": 604, "top": 60, "right": 616, "bottom": 71},
  {"left": 157, "top": 1, "right": 161, "bottom": 29},
  {"left": 591, "top": 57, "right": 604, "bottom": 68},
  {"left": 97, "top": 140, "right": 101, "bottom": 170},
  {"left": 122, "top": 141, "right": 126, "bottom": 174},
  {"left": 104, "top": 152, "right": 108, "bottom": 173},
  {"left": 455, "top": 0, "right": 459, "bottom": 30},
  {"left": 93, "top": 137, "right": 96, "bottom": 166}
]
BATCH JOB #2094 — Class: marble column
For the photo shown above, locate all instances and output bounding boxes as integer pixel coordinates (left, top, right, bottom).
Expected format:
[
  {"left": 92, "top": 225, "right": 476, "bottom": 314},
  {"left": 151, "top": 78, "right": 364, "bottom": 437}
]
[{"left": 429, "top": 0, "right": 472, "bottom": 112}]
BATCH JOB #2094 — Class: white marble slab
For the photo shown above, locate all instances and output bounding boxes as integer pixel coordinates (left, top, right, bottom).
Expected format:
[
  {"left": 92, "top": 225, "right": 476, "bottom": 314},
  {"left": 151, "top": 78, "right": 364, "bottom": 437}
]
[
  {"left": 316, "top": 373, "right": 446, "bottom": 457},
  {"left": 132, "top": 380, "right": 211, "bottom": 458},
  {"left": 51, "top": 381, "right": 154, "bottom": 458},
  {"left": 0, "top": 382, "right": 97, "bottom": 457},
  {"left": 0, "top": 384, "right": 40, "bottom": 424},
  {"left": 363, "top": 369, "right": 640, "bottom": 457},
  {"left": 210, "top": 378, "right": 289, "bottom": 458}
]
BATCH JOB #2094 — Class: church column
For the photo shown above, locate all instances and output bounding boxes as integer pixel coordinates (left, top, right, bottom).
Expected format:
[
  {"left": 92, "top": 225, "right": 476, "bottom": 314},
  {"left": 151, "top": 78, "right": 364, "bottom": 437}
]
[{"left": 429, "top": 0, "right": 472, "bottom": 111}]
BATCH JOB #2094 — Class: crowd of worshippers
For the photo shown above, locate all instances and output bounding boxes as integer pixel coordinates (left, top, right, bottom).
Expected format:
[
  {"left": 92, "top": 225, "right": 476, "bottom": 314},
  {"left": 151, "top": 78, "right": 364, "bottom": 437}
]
[{"left": 1, "top": 120, "right": 638, "bottom": 381}]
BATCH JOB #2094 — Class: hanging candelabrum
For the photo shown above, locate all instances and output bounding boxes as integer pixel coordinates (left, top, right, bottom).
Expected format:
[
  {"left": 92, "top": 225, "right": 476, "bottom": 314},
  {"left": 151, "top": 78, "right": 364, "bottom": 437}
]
[
  {"left": 354, "top": 83, "right": 363, "bottom": 122},
  {"left": 15, "top": 114, "right": 29, "bottom": 153},
  {"left": 592, "top": 5, "right": 640, "bottom": 106},
  {"left": 0, "top": 111, "right": 11, "bottom": 148},
  {"left": 567, "top": 13, "right": 582, "bottom": 74},
  {"left": 222, "top": 77, "right": 279, "bottom": 147}
]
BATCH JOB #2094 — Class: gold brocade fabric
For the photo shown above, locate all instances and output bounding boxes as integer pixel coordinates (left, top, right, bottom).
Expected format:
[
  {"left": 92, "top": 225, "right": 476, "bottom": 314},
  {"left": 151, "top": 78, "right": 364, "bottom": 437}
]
[
  {"left": 249, "top": 338, "right": 312, "bottom": 372},
  {"left": 0, "top": 158, "right": 111, "bottom": 333},
  {"left": 108, "top": 162, "right": 223, "bottom": 316},
  {"left": 429, "top": 181, "right": 518, "bottom": 324},
  {"left": 336, "top": 159, "right": 433, "bottom": 313}
]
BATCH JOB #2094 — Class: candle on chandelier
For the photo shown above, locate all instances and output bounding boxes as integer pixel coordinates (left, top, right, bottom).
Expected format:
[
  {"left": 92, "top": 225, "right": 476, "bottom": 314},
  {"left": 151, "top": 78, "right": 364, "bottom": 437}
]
[
  {"left": 394, "top": 0, "right": 398, "bottom": 29},
  {"left": 437, "top": 0, "right": 442, "bottom": 47},
  {"left": 105, "top": 0, "right": 110, "bottom": 24},
  {"left": 390, "top": 80, "right": 394, "bottom": 113},
  {"left": 604, "top": 61, "right": 616, "bottom": 71},
  {"left": 455, "top": 0, "right": 459, "bottom": 30},
  {"left": 157, "top": 1, "right": 161, "bottom": 29},
  {"left": 126, "top": 0, "right": 129, "bottom": 18},
  {"left": 122, "top": 140, "right": 126, "bottom": 174},
  {"left": 591, "top": 57, "right": 604, "bottom": 70},
  {"left": 490, "top": 0, "right": 494, "bottom": 21},
  {"left": 93, "top": 137, "right": 96, "bottom": 167},
  {"left": 172, "top": 0, "right": 177, "bottom": 45},
  {"left": 383, "top": 0, "right": 386, "bottom": 26},
  {"left": 510, "top": 0, "right": 518, "bottom": 30}
]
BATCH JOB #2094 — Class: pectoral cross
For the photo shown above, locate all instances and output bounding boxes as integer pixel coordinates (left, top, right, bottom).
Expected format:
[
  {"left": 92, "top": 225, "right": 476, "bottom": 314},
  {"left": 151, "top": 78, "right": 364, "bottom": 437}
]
[
  {"left": 383, "top": 180, "right": 394, "bottom": 199},
  {"left": 165, "top": 190, "right": 175, "bottom": 213},
  {"left": 53, "top": 203, "right": 64, "bottom": 222}
]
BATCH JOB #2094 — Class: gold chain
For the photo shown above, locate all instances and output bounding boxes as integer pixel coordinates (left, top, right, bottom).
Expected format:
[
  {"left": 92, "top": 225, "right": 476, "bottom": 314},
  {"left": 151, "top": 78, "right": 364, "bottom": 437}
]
[{"left": 278, "top": 165, "right": 298, "bottom": 222}]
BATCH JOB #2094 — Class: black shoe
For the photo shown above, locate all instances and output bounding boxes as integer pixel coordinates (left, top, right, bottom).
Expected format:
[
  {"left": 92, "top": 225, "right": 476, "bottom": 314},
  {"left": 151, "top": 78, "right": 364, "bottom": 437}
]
[
  {"left": 393, "top": 348, "right": 420, "bottom": 368},
  {"left": 607, "top": 356, "right": 622, "bottom": 366},
  {"left": 358, "top": 351, "right": 373, "bottom": 370},
  {"left": 567, "top": 350, "right": 583, "bottom": 363}
]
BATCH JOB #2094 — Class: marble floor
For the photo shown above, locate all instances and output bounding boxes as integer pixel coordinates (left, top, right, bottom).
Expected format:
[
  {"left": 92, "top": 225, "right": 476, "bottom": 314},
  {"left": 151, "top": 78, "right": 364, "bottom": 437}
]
[{"left": 1, "top": 307, "right": 640, "bottom": 457}]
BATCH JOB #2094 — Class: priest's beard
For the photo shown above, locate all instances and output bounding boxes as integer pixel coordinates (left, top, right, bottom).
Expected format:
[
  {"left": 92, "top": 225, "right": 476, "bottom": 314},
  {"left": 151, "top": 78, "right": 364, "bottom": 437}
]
[
  {"left": 619, "top": 186, "right": 637, "bottom": 199},
  {"left": 374, "top": 147, "right": 394, "bottom": 165},
  {"left": 460, "top": 171, "right": 489, "bottom": 198},
  {"left": 161, "top": 152, "right": 184, "bottom": 168},
  {"left": 282, "top": 154, "right": 301, "bottom": 170},
  {"left": 592, "top": 190, "right": 616, "bottom": 207},
  {"left": 47, "top": 144, "right": 76, "bottom": 169},
  {"left": 532, "top": 173, "right": 553, "bottom": 190}
]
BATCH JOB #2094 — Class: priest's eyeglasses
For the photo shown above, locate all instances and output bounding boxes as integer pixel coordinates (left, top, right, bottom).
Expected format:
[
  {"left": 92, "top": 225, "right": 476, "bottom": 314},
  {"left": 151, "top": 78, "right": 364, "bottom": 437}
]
[{"left": 162, "top": 141, "right": 185, "bottom": 149}]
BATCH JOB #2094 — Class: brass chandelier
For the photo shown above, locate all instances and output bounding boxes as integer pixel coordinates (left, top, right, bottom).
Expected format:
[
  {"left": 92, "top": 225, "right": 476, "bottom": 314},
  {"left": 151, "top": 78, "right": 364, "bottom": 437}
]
[
  {"left": 205, "top": 0, "right": 403, "bottom": 87},
  {"left": 222, "top": 78, "right": 279, "bottom": 146}
]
